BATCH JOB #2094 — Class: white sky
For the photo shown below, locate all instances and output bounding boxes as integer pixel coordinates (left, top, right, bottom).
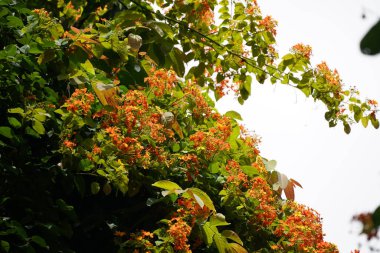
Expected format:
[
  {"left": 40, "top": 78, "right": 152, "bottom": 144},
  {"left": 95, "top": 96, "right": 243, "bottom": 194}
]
[{"left": 216, "top": 0, "right": 380, "bottom": 252}]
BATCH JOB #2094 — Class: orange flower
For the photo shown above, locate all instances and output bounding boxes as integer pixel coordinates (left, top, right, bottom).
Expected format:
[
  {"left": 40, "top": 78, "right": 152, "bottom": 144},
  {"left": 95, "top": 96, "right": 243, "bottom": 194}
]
[
  {"left": 259, "top": 16, "right": 278, "bottom": 35},
  {"left": 63, "top": 140, "right": 76, "bottom": 150},
  {"left": 114, "top": 231, "right": 126, "bottom": 237},
  {"left": 291, "top": 43, "right": 312, "bottom": 60}
]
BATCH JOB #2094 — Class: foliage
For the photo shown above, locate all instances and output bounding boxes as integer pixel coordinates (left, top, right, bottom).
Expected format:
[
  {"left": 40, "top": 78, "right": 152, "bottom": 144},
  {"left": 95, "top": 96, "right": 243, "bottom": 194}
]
[{"left": 0, "top": 0, "right": 377, "bottom": 252}]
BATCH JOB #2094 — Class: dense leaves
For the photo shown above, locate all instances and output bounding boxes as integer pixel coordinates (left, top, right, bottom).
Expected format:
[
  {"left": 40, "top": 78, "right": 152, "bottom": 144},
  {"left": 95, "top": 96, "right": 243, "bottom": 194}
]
[{"left": 0, "top": 0, "right": 376, "bottom": 252}]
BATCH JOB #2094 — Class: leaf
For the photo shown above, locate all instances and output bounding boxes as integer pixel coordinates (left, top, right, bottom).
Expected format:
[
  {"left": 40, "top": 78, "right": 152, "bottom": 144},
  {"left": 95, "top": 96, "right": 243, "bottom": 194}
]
[
  {"left": 31, "top": 235, "right": 47, "bottom": 248},
  {"left": 221, "top": 230, "right": 243, "bottom": 245},
  {"left": 152, "top": 180, "right": 182, "bottom": 191},
  {"left": 214, "top": 233, "right": 228, "bottom": 253},
  {"left": 185, "top": 188, "right": 216, "bottom": 212},
  {"left": 91, "top": 182, "right": 100, "bottom": 194},
  {"left": 92, "top": 81, "right": 118, "bottom": 106},
  {"left": 290, "top": 178, "right": 303, "bottom": 188},
  {"left": 8, "top": 117, "right": 21, "bottom": 129},
  {"left": 8, "top": 107, "right": 24, "bottom": 114},
  {"left": 225, "top": 111, "right": 242, "bottom": 121},
  {"left": 209, "top": 213, "right": 230, "bottom": 227},
  {"left": 81, "top": 59, "right": 95, "bottom": 75},
  {"left": 284, "top": 182, "right": 295, "bottom": 201},
  {"left": 103, "top": 183, "right": 112, "bottom": 195},
  {"left": 361, "top": 116, "right": 369, "bottom": 128},
  {"left": 277, "top": 172, "right": 289, "bottom": 190},
  {"left": 264, "top": 159, "right": 277, "bottom": 171},
  {"left": 37, "top": 50, "right": 55, "bottom": 65},
  {"left": 0, "top": 240, "right": 9, "bottom": 252},
  {"left": 343, "top": 122, "right": 351, "bottom": 134},
  {"left": 0, "top": 126, "right": 13, "bottom": 139},
  {"left": 25, "top": 126, "right": 40, "bottom": 138},
  {"left": 171, "top": 120, "right": 184, "bottom": 139},
  {"left": 241, "top": 166, "right": 259, "bottom": 177},
  {"left": 372, "top": 206, "right": 380, "bottom": 227},
  {"left": 201, "top": 222, "right": 215, "bottom": 246},
  {"left": 228, "top": 243, "right": 248, "bottom": 253},
  {"left": 7, "top": 16, "right": 23, "bottom": 28},
  {"left": 32, "top": 120, "right": 45, "bottom": 135}
]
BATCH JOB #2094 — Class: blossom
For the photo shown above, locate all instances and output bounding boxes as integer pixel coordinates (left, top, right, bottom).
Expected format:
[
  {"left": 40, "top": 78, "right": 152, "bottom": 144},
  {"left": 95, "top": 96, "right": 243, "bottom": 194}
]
[
  {"left": 66, "top": 88, "right": 95, "bottom": 115},
  {"left": 259, "top": 16, "right": 278, "bottom": 35},
  {"left": 168, "top": 217, "right": 192, "bottom": 252},
  {"left": 291, "top": 43, "right": 312, "bottom": 60},
  {"left": 144, "top": 68, "right": 177, "bottom": 97}
]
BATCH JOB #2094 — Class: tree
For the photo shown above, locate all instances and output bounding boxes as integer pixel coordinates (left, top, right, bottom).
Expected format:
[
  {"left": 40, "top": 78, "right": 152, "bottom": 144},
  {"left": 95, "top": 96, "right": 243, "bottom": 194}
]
[{"left": 0, "top": 0, "right": 377, "bottom": 252}]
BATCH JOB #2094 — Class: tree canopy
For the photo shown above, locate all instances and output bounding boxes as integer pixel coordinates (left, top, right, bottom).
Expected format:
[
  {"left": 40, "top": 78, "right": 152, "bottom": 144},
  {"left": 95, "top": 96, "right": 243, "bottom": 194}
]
[{"left": 0, "top": 0, "right": 377, "bottom": 252}]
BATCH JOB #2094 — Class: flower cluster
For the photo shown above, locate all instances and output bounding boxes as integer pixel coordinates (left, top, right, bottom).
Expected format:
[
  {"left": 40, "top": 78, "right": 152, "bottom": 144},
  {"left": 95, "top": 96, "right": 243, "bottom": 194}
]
[
  {"left": 259, "top": 16, "right": 278, "bottom": 35},
  {"left": 274, "top": 202, "right": 337, "bottom": 252},
  {"left": 247, "top": 177, "right": 277, "bottom": 227},
  {"left": 291, "top": 43, "right": 313, "bottom": 60},
  {"left": 316, "top": 62, "right": 343, "bottom": 91},
  {"left": 182, "top": 81, "right": 212, "bottom": 118},
  {"left": 189, "top": 116, "right": 232, "bottom": 159},
  {"left": 145, "top": 67, "right": 177, "bottom": 97},
  {"left": 65, "top": 88, "right": 95, "bottom": 115}
]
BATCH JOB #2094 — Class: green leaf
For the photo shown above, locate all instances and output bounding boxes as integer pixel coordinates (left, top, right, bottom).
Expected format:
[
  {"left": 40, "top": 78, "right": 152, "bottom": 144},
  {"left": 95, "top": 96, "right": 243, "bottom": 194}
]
[
  {"left": 243, "top": 75, "right": 252, "bottom": 95},
  {"left": 91, "top": 182, "right": 100, "bottom": 194},
  {"left": 221, "top": 230, "right": 243, "bottom": 245},
  {"left": 209, "top": 213, "right": 230, "bottom": 227},
  {"left": 32, "top": 120, "right": 45, "bottom": 135},
  {"left": 171, "top": 143, "right": 180, "bottom": 152},
  {"left": 225, "top": 111, "right": 242, "bottom": 121},
  {"left": 0, "top": 126, "right": 13, "bottom": 139},
  {"left": 361, "top": 116, "right": 369, "bottom": 128},
  {"left": 241, "top": 166, "right": 259, "bottom": 177},
  {"left": 81, "top": 59, "right": 95, "bottom": 76},
  {"left": 0, "top": 240, "right": 9, "bottom": 252},
  {"left": 201, "top": 222, "right": 215, "bottom": 246},
  {"left": 214, "top": 232, "right": 228, "bottom": 253},
  {"left": 31, "top": 235, "right": 47, "bottom": 248},
  {"left": 185, "top": 188, "right": 216, "bottom": 212},
  {"left": 37, "top": 50, "right": 55, "bottom": 65},
  {"left": 152, "top": 180, "right": 182, "bottom": 191},
  {"left": 7, "top": 16, "right": 23, "bottom": 28},
  {"left": 8, "top": 107, "right": 24, "bottom": 114},
  {"left": 25, "top": 126, "right": 40, "bottom": 138},
  {"left": 372, "top": 206, "right": 380, "bottom": 227},
  {"left": 343, "top": 123, "right": 351, "bottom": 134},
  {"left": 8, "top": 117, "right": 21, "bottom": 129}
]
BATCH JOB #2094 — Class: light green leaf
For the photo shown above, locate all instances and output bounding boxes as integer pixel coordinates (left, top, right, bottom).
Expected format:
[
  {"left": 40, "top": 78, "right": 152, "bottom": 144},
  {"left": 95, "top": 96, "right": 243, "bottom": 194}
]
[
  {"left": 8, "top": 107, "right": 24, "bottom": 115},
  {"left": 201, "top": 222, "right": 215, "bottom": 246},
  {"left": 8, "top": 117, "right": 21, "bottom": 129},
  {"left": 241, "top": 166, "right": 259, "bottom": 177},
  {"left": 185, "top": 188, "right": 216, "bottom": 212},
  {"left": 209, "top": 213, "right": 230, "bottom": 227},
  {"left": 225, "top": 111, "right": 242, "bottom": 121},
  {"left": 152, "top": 180, "right": 182, "bottom": 191},
  {"left": 81, "top": 59, "right": 95, "bottom": 76},
  {"left": 32, "top": 120, "right": 45, "bottom": 135},
  {"left": 361, "top": 116, "right": 369, "bottom": 128}
]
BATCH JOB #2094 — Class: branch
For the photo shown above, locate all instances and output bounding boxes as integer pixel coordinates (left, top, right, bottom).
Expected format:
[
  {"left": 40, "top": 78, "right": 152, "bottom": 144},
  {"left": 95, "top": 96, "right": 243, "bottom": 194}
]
[{"left": 117, "top": 0, "right": 282, "bottom": 81}]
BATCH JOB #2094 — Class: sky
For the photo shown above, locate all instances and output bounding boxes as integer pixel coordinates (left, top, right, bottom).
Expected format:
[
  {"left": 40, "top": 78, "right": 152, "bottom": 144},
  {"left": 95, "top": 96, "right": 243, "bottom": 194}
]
[{"left": 216, "top": 0, "right": 380, "bottom": 252}]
